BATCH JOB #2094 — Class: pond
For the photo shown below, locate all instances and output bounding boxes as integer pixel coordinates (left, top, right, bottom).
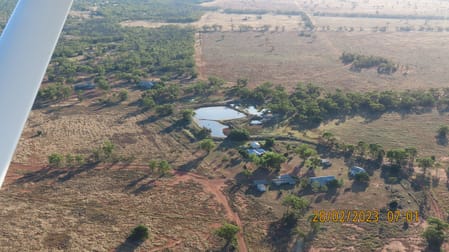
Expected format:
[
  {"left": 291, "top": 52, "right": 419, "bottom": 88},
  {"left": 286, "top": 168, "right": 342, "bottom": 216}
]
[{"left": 194, "top": 106, "right": 246, "bottom": 138}]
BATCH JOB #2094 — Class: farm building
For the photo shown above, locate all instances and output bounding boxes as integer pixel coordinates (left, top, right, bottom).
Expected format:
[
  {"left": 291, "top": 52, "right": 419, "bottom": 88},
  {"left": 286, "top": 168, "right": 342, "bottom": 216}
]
[
  {"left": 321, "top": 159, "right": 332, "bottom": 167},
  {"left": 273, "top": 174, "right": 296, "bottom": 186},
  {"left": 249, "top": 120, "right": 263, "bottom": 126},
  {"left": 247, "top": 149, "right": 266, "bottom": 156},
  {"left": 137, "top": 81, "right": 155, "bottom": 90},
  {"left": 253, "top": 180, "right": 268, "bottom": 192},
  {"left": 349, "top": 166, "right": 367, "bottom": 177},
  {"left": 250, "top": 141, "right": 261, "bottom": 149},
  {"left": 309, "top": 176, "right": 336, "bottom": 186},
  {"left": 74, "top": 82, "right": 95, "bottom": 91}
]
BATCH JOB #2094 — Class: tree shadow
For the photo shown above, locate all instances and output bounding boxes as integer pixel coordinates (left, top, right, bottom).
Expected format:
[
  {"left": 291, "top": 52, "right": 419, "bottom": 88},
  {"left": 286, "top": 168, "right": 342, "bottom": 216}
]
[
  {"left": 15, "top": 167, "right": 66, "bottom": 184},
  {"left": 160, "top": 120, "right": 186, "bottom": 134},
  {"left": 125, "top": 174, "right": 151, "bottom": 190},
  {"left": 58, "top": 162, "right": 100, "bottom": 182},
  {"left": 137, "top": 115, "right": 159, "bottom": 125},
  {"left": 15, "top": 161, "right": 105, "bottom": 184},
  {"left": 380, "top": 164, "right": 402, "bottom": 184},
  {"left": 178, "top": 155, "right": 206, "bottom": 172},
  {"left": 114, "top": 238, "right": 143, "bottom": 252},
  {"left": 244, "top": 185, "right": 265, "bottom": 197},
  {"left": 351, "top": 181, "right": 368, "bottom": 192},
  {"left": 131, "top": 179, "right": 157, "bottom": 195},
  {"left": 216, "top": 139, "right": 245, "bottom": 152},
  {"left": 266, "top": 214, "right": 297, "bottom": 252},
  {"left": 435, "top": 135, "right": 448, "bottom": 146}
]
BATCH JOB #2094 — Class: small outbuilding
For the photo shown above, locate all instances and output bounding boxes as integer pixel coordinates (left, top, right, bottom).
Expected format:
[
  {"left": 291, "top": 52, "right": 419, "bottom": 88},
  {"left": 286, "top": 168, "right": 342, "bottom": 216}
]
[
  {"left": 349, "top": 166, "right": 367, "bottom": 177},
  {"left": 310, "top": 176, "right": 336, "bottom": 186},
  {"left": 74, "top": 82, "right": 96, "bottom": 91},
  {"left": 253, "top": 180, "right": 269, "bottom": 192},
  {"left": 137, "top": 81, "right": 155, "bottom": 90},
  {"left": 321, "top": 159, "right": 332, "bottom": 167},
  {"left": 247, "top": 147, "right": 266, "bottom": 156},
  {"left": 250, "top": 141, "right": 261, "bottom": 149},
  {"left": 250, "top": 120, "right": 263, "bottom": 126},
  {"left": 273, "top": 174, "right": 296, "bottom": 186}
]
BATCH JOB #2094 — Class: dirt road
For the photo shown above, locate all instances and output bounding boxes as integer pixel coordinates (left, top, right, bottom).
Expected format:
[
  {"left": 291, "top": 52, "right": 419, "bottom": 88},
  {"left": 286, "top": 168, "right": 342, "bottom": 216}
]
[
  {"left": 170, "top": 171, "right": 248, "bottom": 252},
  {"left": 194, "top": 32, "right": 206, "bottom": 80}
]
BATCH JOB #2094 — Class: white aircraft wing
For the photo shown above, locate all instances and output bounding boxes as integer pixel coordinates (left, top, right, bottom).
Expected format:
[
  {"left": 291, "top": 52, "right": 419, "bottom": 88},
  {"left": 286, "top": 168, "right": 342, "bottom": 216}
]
[{"left": 0, "top": 0, "right": 73, "bottom": 187}]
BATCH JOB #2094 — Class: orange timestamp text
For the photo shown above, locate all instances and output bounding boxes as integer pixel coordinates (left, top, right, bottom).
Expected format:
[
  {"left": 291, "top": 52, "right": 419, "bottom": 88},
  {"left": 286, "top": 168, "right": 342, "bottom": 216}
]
[{"left": 311, "top": 209, "right": 420, "bottom": 223}]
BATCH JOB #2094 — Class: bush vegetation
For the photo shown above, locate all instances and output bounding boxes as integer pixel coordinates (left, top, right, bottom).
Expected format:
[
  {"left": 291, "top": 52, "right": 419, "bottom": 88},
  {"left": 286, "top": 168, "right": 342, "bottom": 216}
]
[
  {"left": 340, "top": 52, "right": 397, "bottom": 74},
  {"left": 233, "top": 82, "right": 448, "bottom": 128},
  {"left": 129, "top": 224, "right": 149, "bottom": 242}
]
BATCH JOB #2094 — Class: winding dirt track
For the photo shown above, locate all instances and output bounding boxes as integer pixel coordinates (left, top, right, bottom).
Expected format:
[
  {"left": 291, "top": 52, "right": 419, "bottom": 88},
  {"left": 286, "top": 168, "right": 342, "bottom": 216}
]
[{"left": 169, "top": 171, "right": 248, "bottom": 252}]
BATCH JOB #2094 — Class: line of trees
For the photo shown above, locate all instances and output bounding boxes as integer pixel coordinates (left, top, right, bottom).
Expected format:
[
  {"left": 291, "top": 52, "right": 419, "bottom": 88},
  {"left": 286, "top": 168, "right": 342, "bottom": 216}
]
[
  {"left": 233, "top": 82, "right": 449, "bottom": 128},
  {"left": 74, "top": 0, "right": 213, "bottom": 23}
]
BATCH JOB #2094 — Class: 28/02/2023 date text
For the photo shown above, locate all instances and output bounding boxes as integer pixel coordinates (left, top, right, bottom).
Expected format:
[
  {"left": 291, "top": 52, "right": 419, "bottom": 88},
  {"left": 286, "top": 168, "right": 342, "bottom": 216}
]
[{"left": 311, "top": 209, "right": 420, "bottom": 223}]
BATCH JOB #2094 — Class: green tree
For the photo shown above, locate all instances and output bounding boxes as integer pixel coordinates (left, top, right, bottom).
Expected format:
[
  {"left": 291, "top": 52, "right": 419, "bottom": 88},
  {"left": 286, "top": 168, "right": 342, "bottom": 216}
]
[
  {"left": 356, "top": 141, "right": 369, "bottom": 158},
  {"left": 215, "top": 222, "right": 239, "bottom": 244},
  {"left": 156, "top": 104, "right": 174, "bottom": 117},
  {"left": 405, "top": 147, "right": 418, "bottom": 166},
  {"left": 149, "top": 160, "right": 157, "bottom": 173},
  {"left": 158, "top": 160, "right": 171, "bottom": 176},
  {"left": 423, "top": 226, "right": 445, "bottom": 249},
  {"left": 282, "top": 194, "right": 309, "bottom": 218},
  {"left": 199, "top": 138, "right": 215, "bottom": 153},
  {"left": 181, "top": 109, "right": 195, "bottom": 124},
  {"left": 264, "top": 138, "right": 275, "bottom": 149},
  {"left": 129, "top": 224, "right": 149, "bottom": 242},
  {"left": 65, "top": 154, "right": 75, "bottom": 168},
  {"left": 227, "top": 129, "right": 250, "bottom": 141},
  {"left": 354, "top": 172, "right": 370, "bottom": 184},
  {"left": 141, "top": 96, "right": 156, "bottom": 110},
  {"left": 95, "top": 76, "right": 110, "bottom": 91},
  {"left": 417, "top": 157, "right": 435, "bottom": 176},
  {"left": 423, "top": 217, "right": 449, "bottom": 250},
  {"left": 438, "top": 125, "right": 449, "bottom": 138},
  {"left": 257, "top": 151, "right": 287, "bottom": 171},
  {"left": 118, "top": 89, "right": 129, "bottom": 102},
  {"left": 48, "top": 153, "right": 64, "bottom": 168},
  {"left": 75, "top": 154, "right": 85, "bottom": 166},
  {"left": 102, "top": 140, "right": 115, "bottom": 161},
  {"left": 305, "top": 156, "right": 321, "bottom": 170},
  {"left": 295, "top": 144, "right": 317, "bottom": 160},
  {"left": 321, "top": 131, "right": 334, "bottom": 144},
  {"left": 386, "top": 149, "right": 408, "bottom": 166}
]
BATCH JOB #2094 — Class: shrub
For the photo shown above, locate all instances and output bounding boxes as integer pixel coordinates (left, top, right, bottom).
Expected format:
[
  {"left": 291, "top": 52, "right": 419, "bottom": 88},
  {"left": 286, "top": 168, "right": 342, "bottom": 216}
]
[
  {"left": 48, "top": 153, "right": 64, "bottom": 168},
  {"left": 227, "top": 129, "right": 250, "bottom": 141},
  {"left": 129, "top": 224, "right": 149, "bottom": 242},
  {"left": 354, "top": 172, "right": 370, "bottom": 184}
]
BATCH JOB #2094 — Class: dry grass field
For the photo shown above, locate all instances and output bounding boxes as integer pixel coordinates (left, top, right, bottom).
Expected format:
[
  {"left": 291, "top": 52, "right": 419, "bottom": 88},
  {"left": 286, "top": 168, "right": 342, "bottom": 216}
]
[
  {"left": 319, "top": 110, "right": 449, "bottom": 158},
  {"left": 296, "top": 0, "right": 449, "bottom": 17},
  {"left": 122, "top": 12, "right": 306, "bottom": 32},
  {"left": 314, "top": 16, "right": 449, "bottom": 32},
  {"left": 13, "top": 100, "right": 193, "bottom": 165},
  {"left": 0, "top": 168, "right": 228, "bottom": 251},
  {"left": 199, "top": 27, "right": 449, "bottom": 91},
  {"left": 201, "top": 0, "right": 299, "bottom": 11},
  {"left": 202, "top": 0, "right": 449, "bottom": 17}
]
